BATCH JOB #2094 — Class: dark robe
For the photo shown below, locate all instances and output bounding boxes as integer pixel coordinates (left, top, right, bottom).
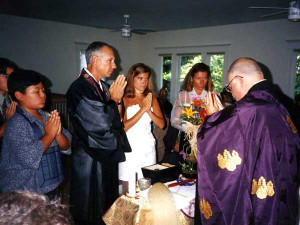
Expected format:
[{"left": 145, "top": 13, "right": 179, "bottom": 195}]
[
  {"left": 248, "top": 80, "right": 300, "bottom": 134},
  {"left": 66, "top": 69, "right": 131, "bottom": 225},
  {"left": 196, "top": 88, "right": 299, "bottom": 224},
  {"left": 158, "top": 98, "right": 173, "bottom": 120}
]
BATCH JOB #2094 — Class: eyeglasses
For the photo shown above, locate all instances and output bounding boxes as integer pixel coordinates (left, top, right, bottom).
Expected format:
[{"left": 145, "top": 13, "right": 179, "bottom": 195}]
[
  {"left": 0, "top": 74, "right": 9, "bottom": 79},
  {"left": 225, "top": 75, "right": 243, "bottom": 92}
]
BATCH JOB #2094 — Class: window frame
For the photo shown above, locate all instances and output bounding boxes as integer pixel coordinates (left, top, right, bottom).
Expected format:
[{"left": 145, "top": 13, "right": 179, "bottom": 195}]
[{"left": 74, "top": 42, "right": 89, "bottom": 76}]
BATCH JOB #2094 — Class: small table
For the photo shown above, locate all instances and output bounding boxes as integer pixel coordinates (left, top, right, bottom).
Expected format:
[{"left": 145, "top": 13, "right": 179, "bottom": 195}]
[{"left": 103, "top": 180, "right": 195, "bottom": 225}]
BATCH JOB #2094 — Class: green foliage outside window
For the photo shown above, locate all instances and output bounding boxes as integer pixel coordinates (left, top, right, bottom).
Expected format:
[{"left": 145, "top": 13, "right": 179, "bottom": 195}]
[
  {"left": 179, "top": 55, "right": 202, "bottom": 90},
  {"left": 210, "top": 55, "right": 224, "bottom": 93},
  {"left": 162, "top": 56, "right": 172, "bottom": 93},
  {"left": 162, "top": 57, "right": 172, "bottom": 81},
  {"left": 295, "top": 53, "right": 300, "bottom": 96},
  {"left": 180, "top": 55, "right": 203, "bottom": 81}
]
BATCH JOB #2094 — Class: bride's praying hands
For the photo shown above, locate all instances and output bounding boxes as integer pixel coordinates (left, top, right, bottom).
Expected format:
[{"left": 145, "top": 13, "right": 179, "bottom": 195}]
[
  {"left": 142, "top": 92, "right": 152, "bottom": 112},
  {"left": 123, "top": 92, "right": 153, "bottom": 132}
]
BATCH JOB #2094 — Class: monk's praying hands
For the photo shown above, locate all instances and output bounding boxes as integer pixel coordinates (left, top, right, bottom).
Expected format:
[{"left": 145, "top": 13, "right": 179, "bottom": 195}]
[{"left": 205, "top": 92, "right": 224, "bottom": 116}]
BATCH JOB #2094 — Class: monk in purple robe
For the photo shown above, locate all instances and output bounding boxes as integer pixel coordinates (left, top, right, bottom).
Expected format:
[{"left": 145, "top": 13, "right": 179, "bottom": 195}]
[{"left": 196, "top": 57, "right": 299, "bottom": 224}]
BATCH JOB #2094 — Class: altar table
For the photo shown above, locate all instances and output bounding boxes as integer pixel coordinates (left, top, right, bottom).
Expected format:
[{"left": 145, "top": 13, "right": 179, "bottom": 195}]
[{"left": 103, "top": 180, "right": 195, "bottom": 225}]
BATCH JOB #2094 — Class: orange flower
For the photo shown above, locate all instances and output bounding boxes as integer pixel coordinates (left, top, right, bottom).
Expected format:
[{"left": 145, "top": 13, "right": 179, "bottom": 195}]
[{"left": 194, "top": 100, "right": 203, "bottom": 108}]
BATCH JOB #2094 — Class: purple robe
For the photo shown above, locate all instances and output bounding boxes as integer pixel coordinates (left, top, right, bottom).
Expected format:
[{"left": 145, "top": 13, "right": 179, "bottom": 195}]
[{"left": 197, "top": 90, "right": 299, "bottom": 225}]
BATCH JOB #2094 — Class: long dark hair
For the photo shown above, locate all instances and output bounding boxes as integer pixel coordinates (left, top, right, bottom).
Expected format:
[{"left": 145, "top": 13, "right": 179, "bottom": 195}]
[
  {"left": 181, "top": 63, "right": 213, "bottom": 91},
  {"left": 124, "top": 63, "right": 154, "bottom": 98}
]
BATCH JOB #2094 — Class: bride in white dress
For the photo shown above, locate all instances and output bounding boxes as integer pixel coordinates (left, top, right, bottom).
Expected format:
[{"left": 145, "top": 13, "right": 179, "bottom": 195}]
[{"left": 119, "top": 63, "right": 164, "bottom": 193}]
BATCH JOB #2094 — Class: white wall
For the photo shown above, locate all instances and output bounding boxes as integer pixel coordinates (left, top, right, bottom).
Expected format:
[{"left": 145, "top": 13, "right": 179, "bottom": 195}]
[
  {"left": 0, "top": 14, "right": 140, "bottom": 94},
  {"left": 139, "top": 19, "right": 300, "bottom": 99},
  {"left": 1, "top": 14, "right": 300, "bottom": 98}
]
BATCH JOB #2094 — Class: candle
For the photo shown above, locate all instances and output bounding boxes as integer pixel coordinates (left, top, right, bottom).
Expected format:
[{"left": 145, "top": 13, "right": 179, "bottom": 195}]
[{"left": 128, "top": 172, "right": 136, "bottom": 197}]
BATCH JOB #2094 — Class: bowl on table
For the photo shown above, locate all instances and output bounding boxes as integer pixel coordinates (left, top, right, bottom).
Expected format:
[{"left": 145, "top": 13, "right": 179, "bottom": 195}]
[{"left": 138, "top": 178, "right": 151, "bottom": 191}]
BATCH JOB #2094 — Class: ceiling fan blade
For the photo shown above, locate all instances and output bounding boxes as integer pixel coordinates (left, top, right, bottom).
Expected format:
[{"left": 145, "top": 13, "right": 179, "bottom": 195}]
[
  {"left": 131, "top": 28, "right": 157, "bottom": 35},
  {"left": 96, "top": 27, "right": 121, "bottom": 32},
  {"left": 260, "top": 11, "right": 288, "bottom": 18},
  {"left": 131, "top": 30, "right": 147, "bottom": 35},
  {"left": 132, "top": 28, "right": 156, "bottom": 33},
  {"left": 249, "top": 6, "right": 288, "bottom": 10}
]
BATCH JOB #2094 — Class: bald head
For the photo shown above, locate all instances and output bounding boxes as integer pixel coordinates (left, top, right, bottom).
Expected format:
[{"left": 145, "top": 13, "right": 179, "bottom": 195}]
[
  {"left": 227, "top": 58, "right": 265, "bottom": 101},
  {"left": 228, "top": 58, "right": 264, "bottom": 79}
]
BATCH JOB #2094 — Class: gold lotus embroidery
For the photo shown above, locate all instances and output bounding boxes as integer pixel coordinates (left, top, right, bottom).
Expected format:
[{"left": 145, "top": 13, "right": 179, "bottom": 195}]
[
  {"left": 200, "top": 198, "right": 212, "bottom": 220},
  {"left": 286, "top": 115, "right": 297, "bottom": 134},
  {"left": 251, "top": 176, "right": 275, "bottom": 199},
  {"left": 217, "top": 149, "right": 242, "bottom": 171}
]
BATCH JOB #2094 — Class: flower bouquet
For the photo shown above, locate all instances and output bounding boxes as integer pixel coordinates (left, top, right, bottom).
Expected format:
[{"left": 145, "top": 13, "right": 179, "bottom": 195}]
[
  {"left": 181, "top": 96, "right": 206, "bottom": 126},
  {"left": 180, "top": 95, "right": 206, "bottom": 165}
]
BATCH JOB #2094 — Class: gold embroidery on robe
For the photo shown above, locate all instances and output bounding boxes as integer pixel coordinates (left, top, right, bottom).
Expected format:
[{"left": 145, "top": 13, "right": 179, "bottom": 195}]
[
  {"left": 251, "top": 176, "right": 275, "bottom": 199},
  {"left": 217, "top": 149, "right": 242, "bottom": 171},
  {"left": 286, "top": 115, "right": 297, "bottom": 134},
  {"left": 200, "top": 198, "right": 212, "bottom": 220}
]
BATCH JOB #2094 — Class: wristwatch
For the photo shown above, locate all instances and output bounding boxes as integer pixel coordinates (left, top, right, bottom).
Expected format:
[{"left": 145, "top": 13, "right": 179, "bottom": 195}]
[{"left": 117, "top": 100, "right": 122, "bottom": 105}]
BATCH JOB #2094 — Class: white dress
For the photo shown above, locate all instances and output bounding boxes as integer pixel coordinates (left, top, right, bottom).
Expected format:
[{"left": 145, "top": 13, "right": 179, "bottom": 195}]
[{"left": 118, "top": 104, "right": 156, "bottom": 181}]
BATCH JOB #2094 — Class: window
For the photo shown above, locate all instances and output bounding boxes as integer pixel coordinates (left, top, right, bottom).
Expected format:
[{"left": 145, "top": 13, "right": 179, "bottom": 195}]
[
  {"left": 295, "top": 52, "right": 300, "bottom": 97},
  {"left": 157, "top": 45, "right": 230, "bottom": 103},
  {"left": 179, "top": 55, "right": 202, "bottom": 90},
  {"left": 209, "top": 54, "right": 224, "bottom": 93},
  {"left": 286, "top": 40, "right": 300, "bottom": 98},
  {"left": 75, "top": 42, "right": 89, "bottom": 75},
  {"left": 79, "top": 49, "right": 87, "bottom": 71},
  {"left": 161, "top": 56, "right": 172, "bottom": 101}
]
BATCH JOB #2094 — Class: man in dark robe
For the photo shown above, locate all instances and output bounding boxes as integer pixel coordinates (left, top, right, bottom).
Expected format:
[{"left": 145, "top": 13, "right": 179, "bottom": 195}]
[
  {"left": 66, "top": 42, "right": 131, "bottom": 225},
  {"left": 196, "top": 57, "right": 299, "bottom": 224}
]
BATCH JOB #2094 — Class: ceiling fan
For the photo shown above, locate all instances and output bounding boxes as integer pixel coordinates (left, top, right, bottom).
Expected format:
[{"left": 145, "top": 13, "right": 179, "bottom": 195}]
[
  {"left": 109, "top": 14, "right": 156, "bottom": 38},
  {"left": 249, "top": 0, "right": 300, "bottom": 22}
]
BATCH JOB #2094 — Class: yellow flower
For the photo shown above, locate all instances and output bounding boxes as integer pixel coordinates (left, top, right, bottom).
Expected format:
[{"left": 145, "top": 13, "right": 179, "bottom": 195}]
[{"left": 182, "top": 106, "right": 197, "bottom": 118}]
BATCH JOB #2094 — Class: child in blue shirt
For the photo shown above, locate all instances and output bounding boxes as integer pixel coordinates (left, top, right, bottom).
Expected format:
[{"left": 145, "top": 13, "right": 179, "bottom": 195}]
[{"left": 0, "top": 69, "right": 71, "bottom": 199}]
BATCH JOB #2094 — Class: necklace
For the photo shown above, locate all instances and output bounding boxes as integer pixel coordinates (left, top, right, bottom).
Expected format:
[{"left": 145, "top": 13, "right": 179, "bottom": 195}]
[{"left": 135, "top": 89, "right": 144, "bottom": 94}]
